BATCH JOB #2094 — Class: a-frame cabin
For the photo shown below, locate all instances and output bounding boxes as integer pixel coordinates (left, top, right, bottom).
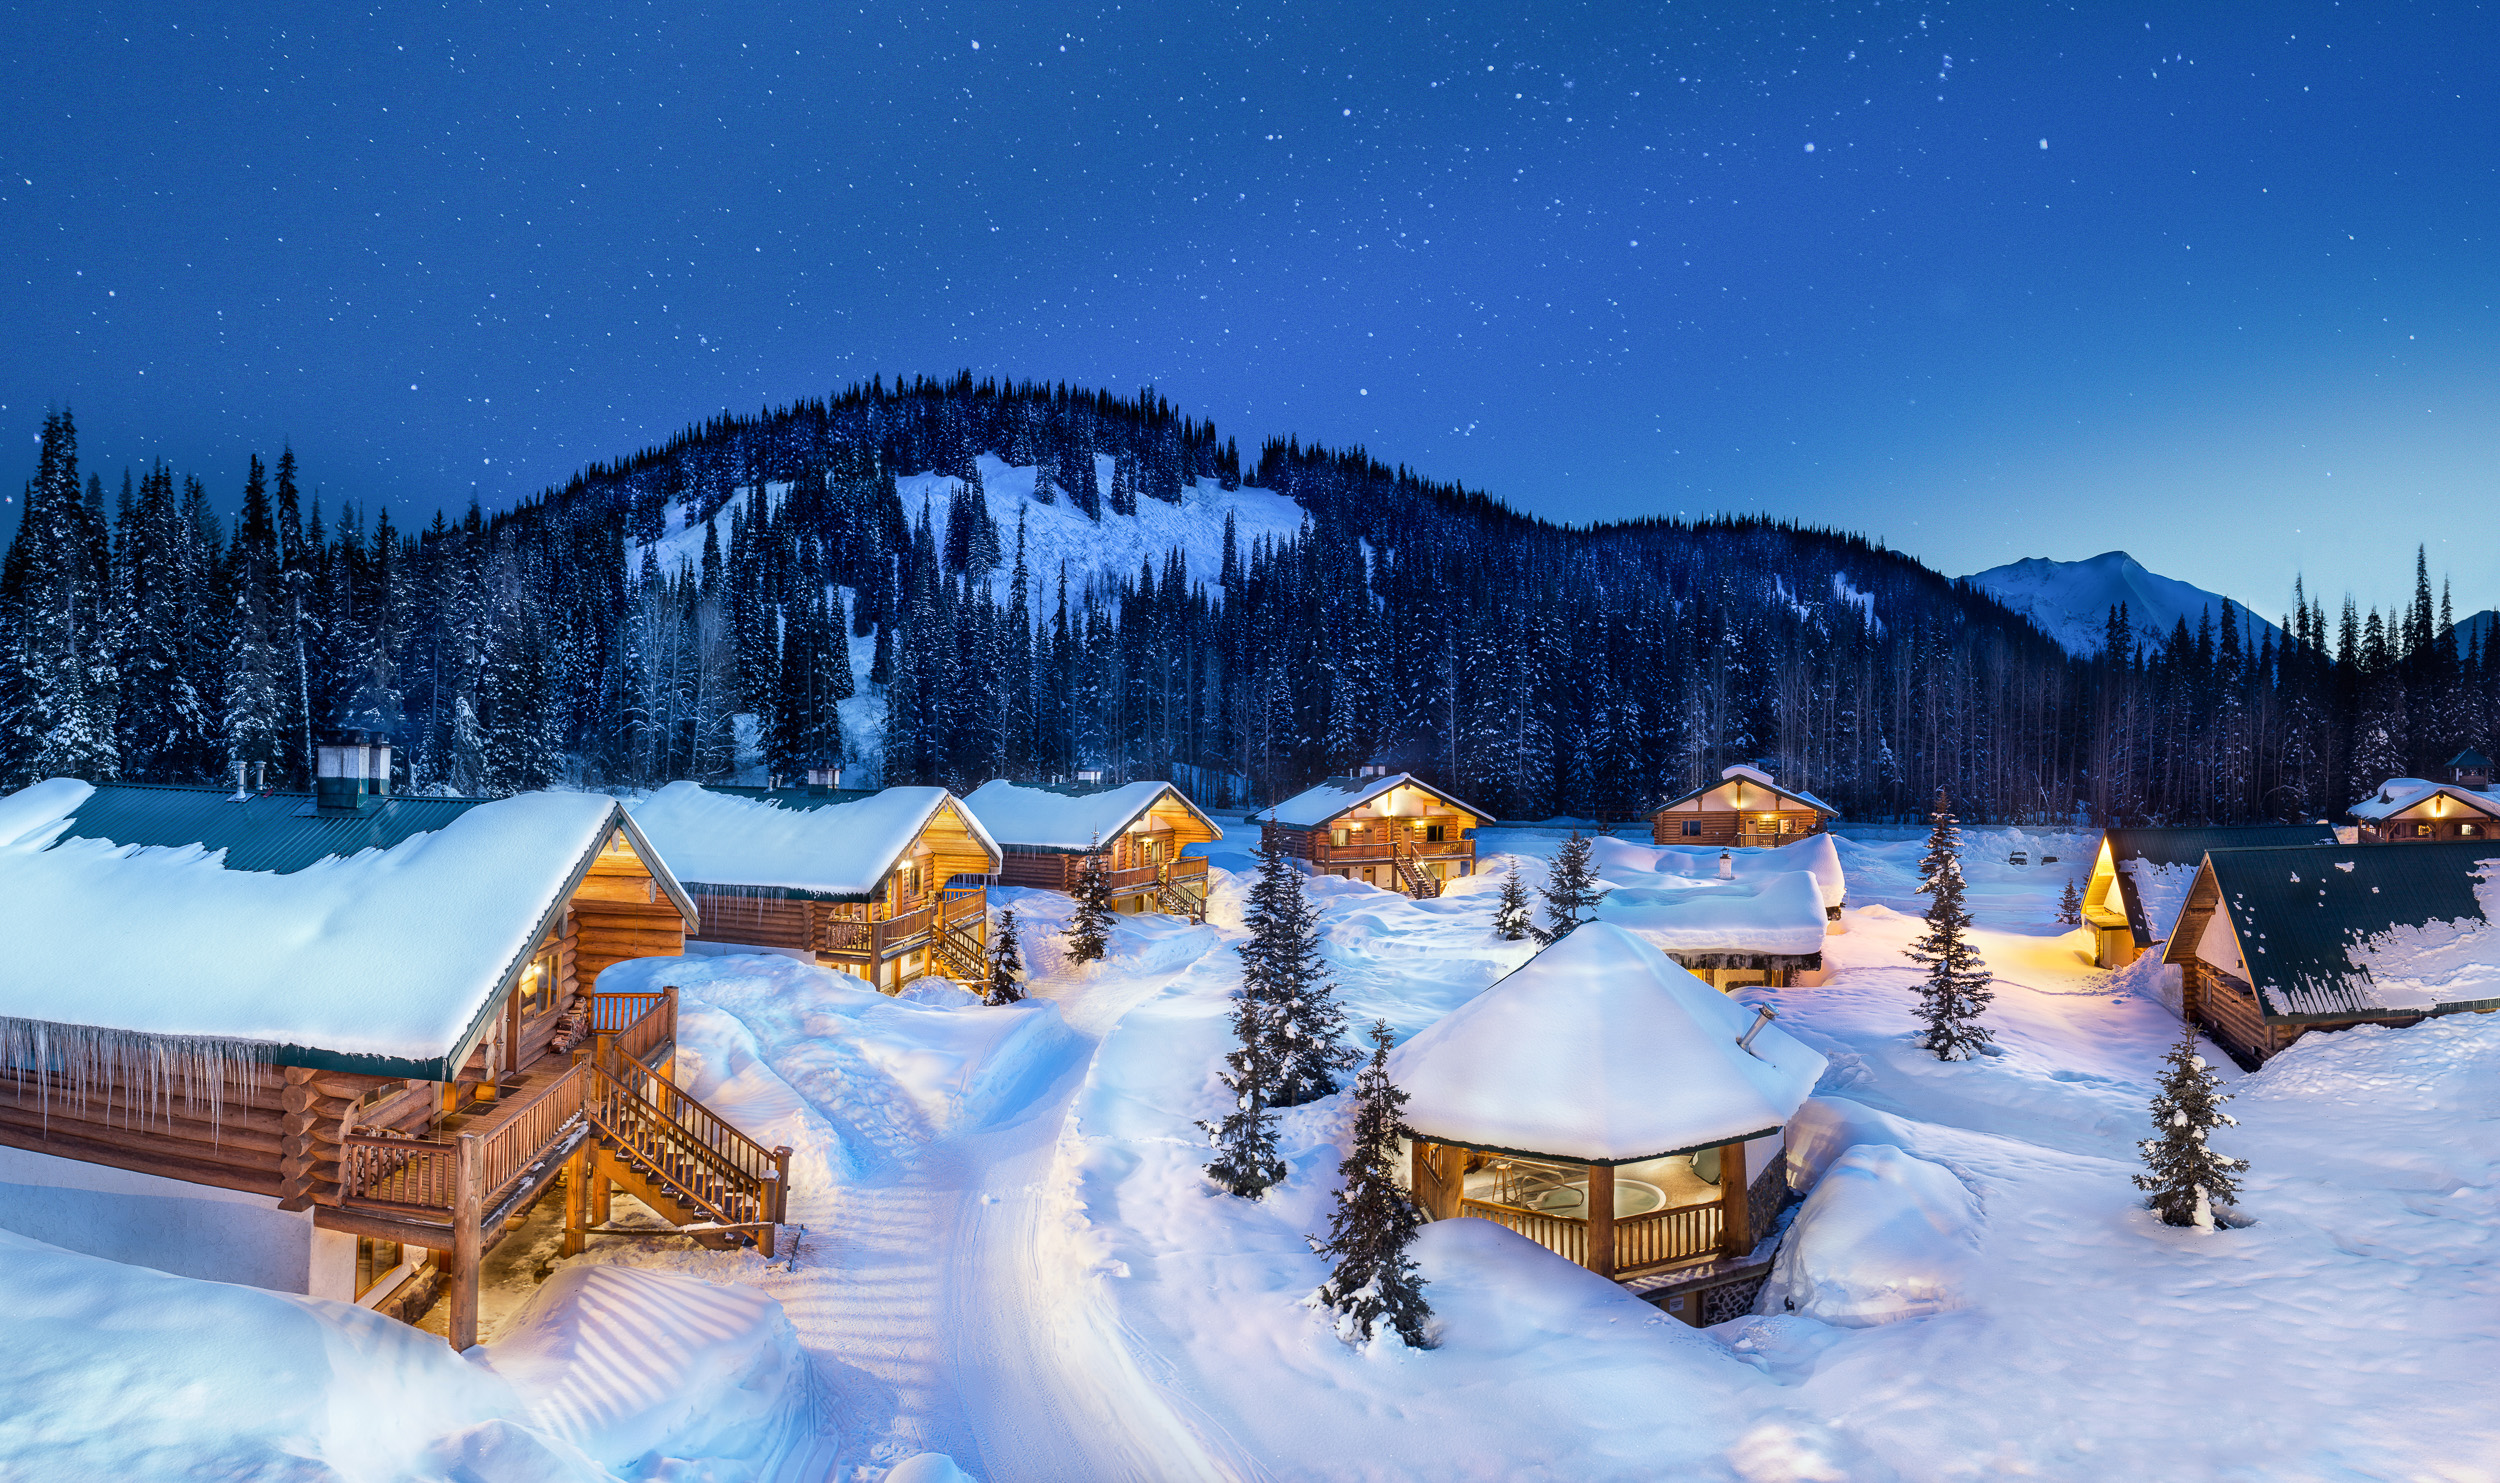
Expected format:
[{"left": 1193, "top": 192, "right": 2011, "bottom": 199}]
[
  {"left": 1650, "top": 765, "right": 1839, "bottom": 849},
  {"left": 0, "top": 757, "right": 786, "bottom": 1350},
  {"left": 1255, "top": 769, "right": 1486, "bottom": 898},
  {"left": 2161, "top": 840, "right": 2500, "bottom": 1068},
  {"left": 963, "top": 778, "right": 1222, "bottom": 920},
  {"left": 629, "top": 781, "right": 1002, "bottom": 990}
]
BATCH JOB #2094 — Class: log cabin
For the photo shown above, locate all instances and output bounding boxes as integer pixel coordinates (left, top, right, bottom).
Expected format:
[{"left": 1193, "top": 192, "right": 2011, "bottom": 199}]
[
  {"left": 1391, "top": 923, "right": 1825, "bottom": 1325},
  {"left": 962, "top": 778, "right": 1223, "bottom": 921},
  {"left": 1255, "top": 771, "right": 1486, "bottom": 898},
  {"left": 2159, "top": 840, "right": 2500, "bottom": 1068},
  {"left": 0, "top": 756, "right": 786, "bottom": 1351},
  {"left": 1650, "top": 765, "right": 1840, "bottom": 849},
  {"left": 2081, "top": 824, "right": 2337, "bottom": 968},
  {"left": 2348, "top": 753, "right": 2500, "bottom": 843},
  {"left": 628, "top": 781, "right": 1002, "bottom": 991}
]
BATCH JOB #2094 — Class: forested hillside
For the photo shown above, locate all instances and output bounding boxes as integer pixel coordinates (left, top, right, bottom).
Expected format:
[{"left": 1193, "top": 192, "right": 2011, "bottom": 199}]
[{"left": 1, "top": 378, "right": 2486, "bottom": 824}]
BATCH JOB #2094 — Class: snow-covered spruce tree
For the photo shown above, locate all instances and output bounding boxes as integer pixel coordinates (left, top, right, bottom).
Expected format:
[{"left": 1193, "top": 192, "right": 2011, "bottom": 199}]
[
  {"left": 1492, "top": 864, "right": 1534, "bottom": 941},
  {"left": 1243, "top": 843, "right": 1358, "bottom": 1108},
  {"left": 985, "top": 906, "right": 1026, "bottom": 1006},
  {"left": 1534, "top": 831, "right": 1609, "bottom": 944},
  {"left": 1200, "top": 937, "right": 1287, "bottom": 1199},
  {"left": 1065, "top": 840, "right": 1114, "bottom": 965},
  {"left": 1905, "top": 789, "right": 1995, "bottom": 1060},
  {"left": 1308, "top": 1021, "right": 1433, "bottom": 1348},
  {"left": 2134, "top": 1021, "right": 2246, "bottom": 1229},
  {"left": 2057, "top": 878, "right": 2083, "bottom": 927}
]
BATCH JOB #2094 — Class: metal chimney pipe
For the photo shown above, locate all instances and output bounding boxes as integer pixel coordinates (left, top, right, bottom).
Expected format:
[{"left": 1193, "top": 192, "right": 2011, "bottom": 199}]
[{"left": 1736, "top": 1005, "right": 1777, "bottom": 1056}]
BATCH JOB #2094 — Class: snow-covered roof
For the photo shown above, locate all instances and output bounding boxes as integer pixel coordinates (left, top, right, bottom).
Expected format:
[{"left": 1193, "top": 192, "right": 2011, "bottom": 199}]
[
  {"left": 1591, "top": 872, "right": 1831, "bottom": 959},
  {"left": 1653, "top": 765, "right": 1840, "bottom": 818},
  {"left": 2098, "top": 825, "right": 2337, "bottom": 947},
  {"left": 0, "top": 779, "right": 666, "bottom": 1075},
  {"left": 2166, "top": 841, "right": 2500, "bottom": 1021},
  {"left": 1389, "top": 922, "right": 1827, "bottom": 1164},
  {"left": 2348, "top": 779, "right": 2500, "bottom": 823},
  {"left": 626, "top": 781, "right": 999, "bottom": 899},
  {"left": 1255, "top": 773, "right": 1491, "bottom": 828},
  {"left": 962, "top": 779, "right": 1221, "bottom": 854},
  {"left": 1593, "top": 833, "right": 1846, "bottom": 910}
]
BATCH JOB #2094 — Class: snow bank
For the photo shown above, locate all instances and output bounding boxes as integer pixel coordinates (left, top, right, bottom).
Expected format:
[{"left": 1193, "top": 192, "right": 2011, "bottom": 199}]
[
  {"left": 1757, "top": 1144, "right": 1983, "bottom": 1327},
  {"left": 962, "top": 777, "right": 1217, "bottom": 851},
  {"left": 0, "top": 1225, "right": 601, "bottom": 1481},
  {"left": 482, "top": 1265, "right": 812, "bottom": 1478},
  {"left": 628, "top": 781, "right": 996, "bottom": 897},
  {"left": 1390, "top": 923, "right": 1826, "bottom": 1161},
  {"left": 1781, "top": 1095, "right": 1919, "bottom": 1194},
  {"left": 0, "top": 784, "right": 623, "bottom": 1060}
]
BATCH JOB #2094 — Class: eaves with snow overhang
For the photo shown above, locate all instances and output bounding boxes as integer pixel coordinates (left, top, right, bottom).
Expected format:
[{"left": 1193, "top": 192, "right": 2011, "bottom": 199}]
[
  {"left": 0, "top": 781, "right": 682, "bottom": 1083},
  {"left": 627, "top": 781, "right": 1002, "bottom": 902},
  {"left": 963, "top": 778, "right": 1224, "bottom": 854},
  {"left": 1650, "top": 764, "right": 1840, "bottom": 821},
  {"left": 2100, "top": 824, "right": 2337, "bottom": 948}
]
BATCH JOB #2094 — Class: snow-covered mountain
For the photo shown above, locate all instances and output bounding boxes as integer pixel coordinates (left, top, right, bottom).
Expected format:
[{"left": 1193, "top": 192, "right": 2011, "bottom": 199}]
[{"left": 1961, "top": 551, "right": 2280, "bottom": 658}]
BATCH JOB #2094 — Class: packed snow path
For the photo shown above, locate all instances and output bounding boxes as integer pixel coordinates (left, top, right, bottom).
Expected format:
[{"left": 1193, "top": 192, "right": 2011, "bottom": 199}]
[{"left": 597, "top": 906, "right": 1251, "bottom": 1482}]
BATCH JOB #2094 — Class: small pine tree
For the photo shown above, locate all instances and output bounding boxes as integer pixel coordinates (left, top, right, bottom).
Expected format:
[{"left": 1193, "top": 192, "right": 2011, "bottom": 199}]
[
  {"left": 1905, "top": 789, "right": 1995, "bottom": 1060},
  {"left": 1492, "top": 864, "right": 1534, "bottom": 941},
  {"left": 2057, "top": 878, "right": 2083, "bottom": 927},
  {"left": 2134, "top": 1021, "right": 2246, "bottom": 1229},
  {"left": 1066, "top": 841, "right": 1114, "bottom": 965},
  {"left": 985, "top": 906, "right": 1026, "bottom": 1006},
  {"left": 1534, "top": 831, "right": 1610, "bottom": 944},
  {"left": 1244, "top": 845, "right": 1358, "bottom": 1107},
  {"left": 1308, "top": 1021, "right": 1434, "bottom": 1348}
]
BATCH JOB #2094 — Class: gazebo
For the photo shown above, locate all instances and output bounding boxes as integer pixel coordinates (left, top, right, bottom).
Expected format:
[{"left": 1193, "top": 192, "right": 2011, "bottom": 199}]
[{"left": 1390, "top": 923, "right": 1826, "bottom": 1282}]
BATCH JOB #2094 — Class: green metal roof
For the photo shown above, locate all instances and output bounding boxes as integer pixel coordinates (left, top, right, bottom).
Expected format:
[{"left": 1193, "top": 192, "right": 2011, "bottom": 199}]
[
  {"left": 2193, "top": 840, "right": 2500, "bottom": 1023},
  {"left": 2106, "top": 824, "right": 2338, "bottom": 947},
  {"left": 60, "top": 783, "right": 494, "bottom": 872}
]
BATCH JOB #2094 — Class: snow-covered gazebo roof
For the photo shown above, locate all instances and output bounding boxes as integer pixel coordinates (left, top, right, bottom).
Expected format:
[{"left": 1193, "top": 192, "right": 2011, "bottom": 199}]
[
  {"left": 626, "top": 781, "right": 1000, "bottom": 900},
  {"left": 1593, "top": 833, "right": 1847, "bottom": 912},
  {"left": 1388, "top": 922, "right": 1826, "bottom": 1166},
  {"left": 1592, "top": 872, "right": 1830, "bottom": 959},
  {"left": 0, "top": 779, "right": 682, "bottom": 1078},
  {"left": 962, "top": 779, "right": 1221, "bottom": 853}
]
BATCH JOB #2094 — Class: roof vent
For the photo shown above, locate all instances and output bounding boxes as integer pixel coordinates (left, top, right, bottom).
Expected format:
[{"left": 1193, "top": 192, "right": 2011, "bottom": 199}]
[
  {"left": 315, "top": 734, "right": 392, "bottom": 814},
  {"left": 1737, "top": 1005, "right": 1777, "bottom": 1057}
]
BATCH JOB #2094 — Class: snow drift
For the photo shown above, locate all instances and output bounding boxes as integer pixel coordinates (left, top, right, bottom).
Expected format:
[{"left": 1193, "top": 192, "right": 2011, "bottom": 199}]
[{"left": 1757, "top": 1144, "right": 1983, "bottom": 1327}]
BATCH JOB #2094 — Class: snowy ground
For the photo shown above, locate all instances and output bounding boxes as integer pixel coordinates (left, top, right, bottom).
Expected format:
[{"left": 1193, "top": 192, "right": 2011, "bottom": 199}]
[{"left": 9, "top": 820, "right": 2497, "bottom": 1479}]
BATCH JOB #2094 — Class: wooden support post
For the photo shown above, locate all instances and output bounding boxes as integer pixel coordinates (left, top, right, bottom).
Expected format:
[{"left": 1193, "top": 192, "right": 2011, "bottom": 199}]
[
  {"left": 1719, "top": 1139, "right": 1751, "bottom": 1259},
  {"left": 450, "top": 1132, "right": 482, "bottom": 1351},
  {"left": 591, "top": 1160, "right": 612, "bottom": 1226},
  {"left": 771, "top": 1145, "right": 792, "bottom": 1224},
  {"left": 560, "top": 1146, "right": 587, "bottom": 1257},
  {"left": 1585, "top": 1163, "right": 1616, "bottom": 1279}
]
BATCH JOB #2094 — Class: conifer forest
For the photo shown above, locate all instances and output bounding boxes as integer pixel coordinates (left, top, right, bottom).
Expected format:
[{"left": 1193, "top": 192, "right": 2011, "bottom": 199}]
[{"left": 2, "top": 378, "right": 2483, "bottom": 823}]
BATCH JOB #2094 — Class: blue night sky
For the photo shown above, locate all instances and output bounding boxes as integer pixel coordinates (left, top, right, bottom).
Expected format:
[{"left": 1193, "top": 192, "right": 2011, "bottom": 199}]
[{"left": 3, "top": 3, "right": 2494, "bottom": 615}]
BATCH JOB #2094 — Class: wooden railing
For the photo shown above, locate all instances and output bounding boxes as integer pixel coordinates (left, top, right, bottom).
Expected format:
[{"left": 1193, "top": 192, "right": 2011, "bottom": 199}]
[
  {"left": 339, "top": 1062, "right": 588, "bottom": 1218},
  {"left": 1460, "top": 1197, "right": 1587, "bottom": 1265},
  {"left": 1309, "top": 836, "right": 1475, "bottom": 867},
  {"left": 821, "top": 913, "right": 873, "bottom": 956},
  {"left": 594, "top": 987, "right": 675, "bottom": 1070},
  {"left": 583, "top": 1057, "right": 782, "bottom": 1228},
  {"left": 876, "top": 903, "right": 935, "bottom": 955},
  {"left": 1615, "top": 1201, "right": 1721, "bottom": 1274},
  {"left": 339, "top": 1133, "right": 459, "bottom": 1215},
  {"left": 1106, "top": 863, "right": 1162, "bottom": 893}
]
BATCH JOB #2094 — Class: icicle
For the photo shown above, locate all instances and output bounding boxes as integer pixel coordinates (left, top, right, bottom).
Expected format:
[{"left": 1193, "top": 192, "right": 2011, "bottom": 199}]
[{"left": 0, "top": 1016, "right": 275, "bottom": 1141}]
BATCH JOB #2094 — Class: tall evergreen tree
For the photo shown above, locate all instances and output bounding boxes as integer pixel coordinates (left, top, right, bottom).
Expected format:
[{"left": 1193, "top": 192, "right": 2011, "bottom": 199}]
[
  {"left": 1307, "top": 1021, "right": 1433, "bottom": 1347},
  {"left": 1200, "top": 922, "right": 1288, "bottom": 1199},
  {"left": 1065, "top": 843, "right": 1114, "bottom": 965},
  {"left": 1242, "top": 843, "right": 1357, "bottom": 1107},
  {"left": 1905, "top": 789, "right": 1994, "bottom": 1059},
  {"left": 2133, "top": 1021, "right": 2246, "bottom": 1230},
  {"left": 1492, "top": 863, "right": 1534, "bottom": 941}
]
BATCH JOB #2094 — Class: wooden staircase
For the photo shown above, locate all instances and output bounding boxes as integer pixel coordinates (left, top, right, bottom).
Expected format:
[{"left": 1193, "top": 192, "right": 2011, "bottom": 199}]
[
  {"left": 1391, "top": 842, "right": 1441, "bottom": 900},
  {"left": 934, "top": 889, "right": 988, "bottom": 985},
  {"left": 1155, "top": 869, "right": 1208, "bottom": 923},
  {"left": 582, "top": 1054, "right": 786, "bottom": 1251}
]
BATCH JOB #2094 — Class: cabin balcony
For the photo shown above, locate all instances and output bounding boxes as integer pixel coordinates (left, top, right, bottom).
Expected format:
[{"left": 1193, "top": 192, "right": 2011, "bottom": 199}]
[{"left": 1103, "top": 853, "right": 1210, "bottom": 896}]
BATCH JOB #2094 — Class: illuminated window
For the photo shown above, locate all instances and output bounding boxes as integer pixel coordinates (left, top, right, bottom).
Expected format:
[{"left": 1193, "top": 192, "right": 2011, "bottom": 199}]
[
  {"left": 2417, "top": 823, "right": 2436, "bottom": 837},
  {"left": 518, "top": 953, "right": 555, "bottom": 1017},
  {"left": 1330, "top": 827, "right": 1350, "bottom": 847},
  {"left": 356, "top": 1237, "right": 403, "bottom": 1298}
]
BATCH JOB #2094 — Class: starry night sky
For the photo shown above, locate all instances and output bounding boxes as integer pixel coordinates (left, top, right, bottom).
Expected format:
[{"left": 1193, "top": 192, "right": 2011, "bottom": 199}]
[{"left": 4, "top": 3, "right": 2493, "bottom": 612}]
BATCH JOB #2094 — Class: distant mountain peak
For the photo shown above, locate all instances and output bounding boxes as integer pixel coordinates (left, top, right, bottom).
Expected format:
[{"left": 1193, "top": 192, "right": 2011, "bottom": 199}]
[{"left": 1961, "top": 552, "right": 2278, "bottom": 658}]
